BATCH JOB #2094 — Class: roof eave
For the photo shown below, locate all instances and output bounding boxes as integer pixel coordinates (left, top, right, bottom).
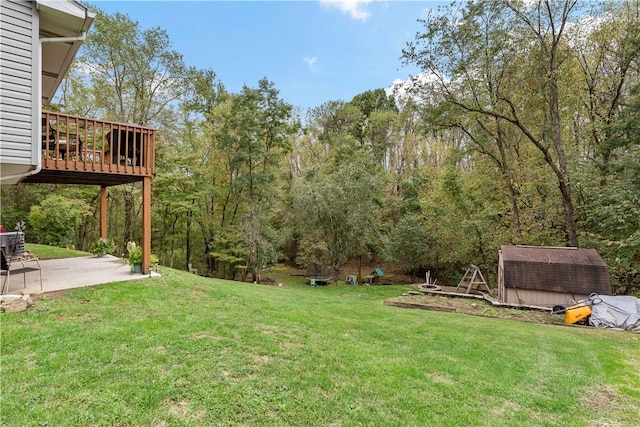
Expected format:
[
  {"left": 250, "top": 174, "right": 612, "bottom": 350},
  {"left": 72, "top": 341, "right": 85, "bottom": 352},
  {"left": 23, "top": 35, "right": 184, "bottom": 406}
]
[{"left": 37, "top": 0, "right": 95, "bottom": 105}]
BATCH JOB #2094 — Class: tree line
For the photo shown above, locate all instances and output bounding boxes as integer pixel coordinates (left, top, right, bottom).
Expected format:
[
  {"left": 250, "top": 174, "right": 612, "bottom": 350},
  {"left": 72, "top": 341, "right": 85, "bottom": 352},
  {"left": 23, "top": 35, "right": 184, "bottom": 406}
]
[{"left": 1, "top": 0, "right": 638, "bottom": 294}]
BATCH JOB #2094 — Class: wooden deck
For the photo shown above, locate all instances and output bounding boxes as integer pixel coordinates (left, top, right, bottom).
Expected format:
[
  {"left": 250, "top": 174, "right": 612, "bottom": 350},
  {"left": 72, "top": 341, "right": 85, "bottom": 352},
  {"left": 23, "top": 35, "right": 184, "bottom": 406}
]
[
  {"left": 20, "top": 111, "right": 156, "bottom": 273},
  {"left": 23, "top": 111, "right": 155, "bottom": 186}
]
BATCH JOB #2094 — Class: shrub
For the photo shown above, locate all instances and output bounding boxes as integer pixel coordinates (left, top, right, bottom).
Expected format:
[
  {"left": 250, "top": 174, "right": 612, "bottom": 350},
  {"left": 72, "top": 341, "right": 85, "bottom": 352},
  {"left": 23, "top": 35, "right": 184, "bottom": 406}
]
[
  {"left": 127, "top": 241, "right": 143, "bottom": 265},
  {"left": 28, "top": 196, "right": 90, "bottom": 247},
  {"left": 92, "top": 238, "right": 116, "bottom": 256}
]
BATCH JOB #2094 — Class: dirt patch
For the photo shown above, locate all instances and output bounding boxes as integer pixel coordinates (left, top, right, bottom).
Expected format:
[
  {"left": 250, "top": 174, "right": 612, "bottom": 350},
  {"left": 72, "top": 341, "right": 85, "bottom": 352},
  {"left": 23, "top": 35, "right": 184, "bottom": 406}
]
[
  {"left": 163, "top": 399, "right": 206, "bottom": 424},
  {"left": 253, "top": 354, "right": 271, "bottom": 364},
  {"left": 388, "top": 292, "right": 567, "bottom": 326},
  {"left": 426, "top": 372, "right": 455, "bottom": 385},
  {"left": 29, "top": 290, "right": 68, "bottom": 301},
  {"left": 54, "top": 312, "right": 98, "bottom": 321},
  {"left": 579, "top": 385, "right": 619, "bottom": 413}
]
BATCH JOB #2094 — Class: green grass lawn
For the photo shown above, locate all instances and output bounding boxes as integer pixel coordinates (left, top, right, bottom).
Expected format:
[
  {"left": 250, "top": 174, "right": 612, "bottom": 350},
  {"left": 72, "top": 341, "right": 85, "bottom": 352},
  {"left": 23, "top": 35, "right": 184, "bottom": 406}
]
[
  {"left": 24, "top": 243, "right": 91, "bottom": 260},
  {"left": 2, "top": 267, "right": 639, "bottom": 426}
]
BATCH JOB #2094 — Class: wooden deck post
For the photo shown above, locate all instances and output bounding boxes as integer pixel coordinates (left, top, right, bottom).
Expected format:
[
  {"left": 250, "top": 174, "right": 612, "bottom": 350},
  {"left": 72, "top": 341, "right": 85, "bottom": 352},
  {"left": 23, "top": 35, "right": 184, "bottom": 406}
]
[
  {"left": 142, "top": 176, "right": 152, "bottom": 273},
  {"left": 100, "top": 186, "right": 107, "bottom": 238}
]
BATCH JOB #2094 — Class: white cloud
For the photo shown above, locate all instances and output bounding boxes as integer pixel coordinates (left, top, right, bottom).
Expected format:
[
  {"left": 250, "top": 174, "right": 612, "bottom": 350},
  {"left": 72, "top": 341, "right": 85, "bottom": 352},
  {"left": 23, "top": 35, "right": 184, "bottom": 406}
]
[
  {"left": 303, "top": 56, "right": 318, "bottom": 71},
  {"left": 319, "top": 0, "right": 373, "bottom": 22},
  {"left": 386, "top": 72, "right": 442, "bottom": 107}
]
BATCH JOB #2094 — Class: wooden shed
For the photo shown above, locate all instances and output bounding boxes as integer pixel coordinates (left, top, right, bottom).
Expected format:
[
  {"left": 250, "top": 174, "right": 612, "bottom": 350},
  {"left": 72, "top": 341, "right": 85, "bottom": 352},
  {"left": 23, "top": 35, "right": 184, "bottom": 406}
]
[{"left": 498, "top": 246, "right": 611, "bottom": 307}]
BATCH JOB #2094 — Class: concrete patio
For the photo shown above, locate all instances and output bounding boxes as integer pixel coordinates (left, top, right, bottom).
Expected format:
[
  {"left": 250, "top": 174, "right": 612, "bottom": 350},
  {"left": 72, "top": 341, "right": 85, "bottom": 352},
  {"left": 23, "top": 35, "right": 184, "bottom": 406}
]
[{"left": 1, "top": 254, "right": 160, "bottom": 296}]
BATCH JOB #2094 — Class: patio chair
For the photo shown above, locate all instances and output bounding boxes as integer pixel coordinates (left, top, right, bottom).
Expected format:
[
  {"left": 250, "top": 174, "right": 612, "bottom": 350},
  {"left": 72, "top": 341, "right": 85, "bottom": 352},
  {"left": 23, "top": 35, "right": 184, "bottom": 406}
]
[
  {"left": 42, "top": 118, "right": 83, "bottom": 160},
  {"left": 0, "top": 232, "right": 42, "bottom": 294},
  {"left": 1, "top": 250, "right": 9, "bottom": 294},
  {"left": 104, "top": 128, "right": 143, "bottom": 166}
]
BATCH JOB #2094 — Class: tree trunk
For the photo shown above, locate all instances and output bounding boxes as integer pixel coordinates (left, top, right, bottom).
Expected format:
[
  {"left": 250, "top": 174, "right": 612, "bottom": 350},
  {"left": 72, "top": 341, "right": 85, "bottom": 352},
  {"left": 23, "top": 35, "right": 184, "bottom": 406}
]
[
  {"left": 549, "top": 57, "right": 578, "bottom": 247},
  {"left": 185, "top": 209, "right": 192, "bottom": 271},
  {"left": 242, "top": 253, "right": 250, "bottom": 282},
  {"left": 123, "top": 187, "right": 134, "bottom": 245},
  {"left": 495, "top": 123, "right": 522, "bottom": 240},
  {"left": 169, "top": 218, "right": 176, "bottom": 268}
]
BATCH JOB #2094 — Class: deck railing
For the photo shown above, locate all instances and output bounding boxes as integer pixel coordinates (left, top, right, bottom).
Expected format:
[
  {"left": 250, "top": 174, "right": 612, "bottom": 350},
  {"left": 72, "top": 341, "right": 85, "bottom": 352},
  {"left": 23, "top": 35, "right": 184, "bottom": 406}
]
[{"left": 41, "top": 111, "right": 155, "bottom": 178}]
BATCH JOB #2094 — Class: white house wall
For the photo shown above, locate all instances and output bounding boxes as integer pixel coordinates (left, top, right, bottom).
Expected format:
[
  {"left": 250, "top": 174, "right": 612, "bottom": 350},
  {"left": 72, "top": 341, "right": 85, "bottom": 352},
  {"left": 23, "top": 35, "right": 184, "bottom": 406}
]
[{"left": 0, "top": 0, "right": 40, "bottom": 184}]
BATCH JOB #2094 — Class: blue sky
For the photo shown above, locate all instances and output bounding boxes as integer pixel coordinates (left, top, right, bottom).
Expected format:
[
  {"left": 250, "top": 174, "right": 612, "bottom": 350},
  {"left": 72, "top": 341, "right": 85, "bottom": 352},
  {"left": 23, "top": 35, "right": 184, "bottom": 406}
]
[{"left": 92, "top": 1, "right": 443, "bottom": 111}]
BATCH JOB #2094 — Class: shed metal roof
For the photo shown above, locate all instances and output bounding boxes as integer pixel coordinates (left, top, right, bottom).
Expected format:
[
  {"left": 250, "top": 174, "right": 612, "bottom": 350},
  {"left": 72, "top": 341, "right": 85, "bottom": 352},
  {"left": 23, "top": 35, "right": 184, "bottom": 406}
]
[
  {"left": 500, "top": 246, "right": 611, "bottom": 295},
  {"left": 501, "top": 245, "right": 608, "bottom": 267}
]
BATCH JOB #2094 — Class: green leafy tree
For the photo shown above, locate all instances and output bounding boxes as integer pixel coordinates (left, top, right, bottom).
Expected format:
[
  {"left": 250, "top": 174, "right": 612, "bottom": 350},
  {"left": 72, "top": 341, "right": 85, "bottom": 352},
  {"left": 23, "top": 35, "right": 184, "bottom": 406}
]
[
  {"left": 28, "top": 196, "right": 90, "bottom": 247},
  {"left": 191, "top": 78, "right": 295, "bottom": 277},
  {"left": 292, "top": 158, "right": 384, "bottom": 283},
  {"left": 582, "top": 83, "right": 640, "bottom": 295},
  {"left": 0, "top": 185, "right": 51, "bottom": 235},
  {"left": 402, "top": 0, "right": 586, "bottom": 246},
  {"left": 348, "top": 88, "right": 397, "bottom": 148},
  {"left": 305, "top": 101, "right": 362, "bottom": 166},
  {"left": 150, "top": 70, "right": 223, "bottom": 270},
  {"left": 571, "top": 1, "right": 640, "bottom": 182},
  {"left": 390, "top": 215, "right": 431, "bottom": 281},
  {"left": 240, "top": 205, "right": 281, "bottom": 283},
  {"left": 67, "top": 7, "right": 205, "bottom": 250},
  {"left": 78, "top": 9, "right": 198, "bottom": 126}
]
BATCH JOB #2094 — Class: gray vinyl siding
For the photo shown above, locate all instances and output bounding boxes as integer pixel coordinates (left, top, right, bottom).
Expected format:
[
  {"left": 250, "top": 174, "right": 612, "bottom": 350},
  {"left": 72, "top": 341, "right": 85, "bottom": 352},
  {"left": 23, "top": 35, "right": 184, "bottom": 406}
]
[{"left": 0, "top": 0, "right": 39, "bottom": 167}]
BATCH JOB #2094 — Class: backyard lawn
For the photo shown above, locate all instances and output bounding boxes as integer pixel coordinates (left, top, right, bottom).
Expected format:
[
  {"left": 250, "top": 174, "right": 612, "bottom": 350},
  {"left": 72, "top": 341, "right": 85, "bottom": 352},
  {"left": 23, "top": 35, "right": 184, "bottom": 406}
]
[
  {"left": 24, "top": 243, "right": 91, "bottom": 260},
  {"left": 1, "top": 267, "right": 639, "bottom": 426}
]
